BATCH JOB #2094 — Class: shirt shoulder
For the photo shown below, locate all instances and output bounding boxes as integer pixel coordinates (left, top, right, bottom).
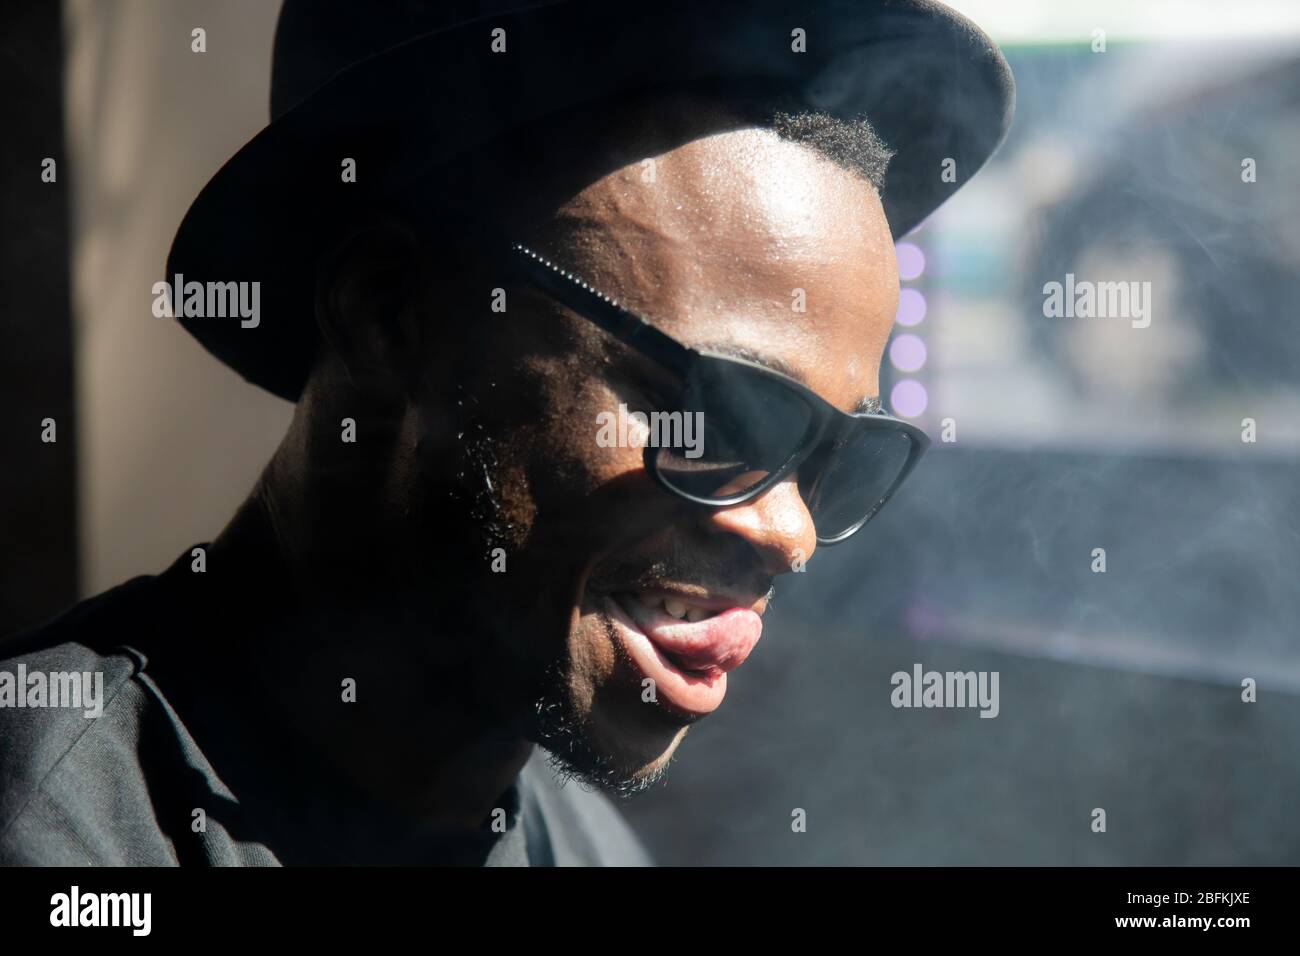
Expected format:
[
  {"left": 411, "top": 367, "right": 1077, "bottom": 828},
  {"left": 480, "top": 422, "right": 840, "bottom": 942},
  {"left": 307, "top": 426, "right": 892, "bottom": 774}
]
[
  {"left": 0, "top": 586, "right": 166, "bottom": 864},
  {"left": 0, "top": 572, "right": 271, "bottom": 866}
]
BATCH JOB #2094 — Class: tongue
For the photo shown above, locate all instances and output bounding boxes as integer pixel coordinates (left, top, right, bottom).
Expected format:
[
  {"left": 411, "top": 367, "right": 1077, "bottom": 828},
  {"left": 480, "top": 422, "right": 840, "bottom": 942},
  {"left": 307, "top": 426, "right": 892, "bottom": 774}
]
[{"left": 623, "top": 597, "right": 763, "bottom": 673}]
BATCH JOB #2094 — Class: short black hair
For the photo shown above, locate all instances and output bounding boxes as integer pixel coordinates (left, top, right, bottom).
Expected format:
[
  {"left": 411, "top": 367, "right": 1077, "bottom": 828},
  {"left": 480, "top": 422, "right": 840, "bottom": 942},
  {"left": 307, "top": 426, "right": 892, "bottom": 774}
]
[
  {"left": 712, "top": 83, "right": 894, "bottom": 192},
  {"left": 767, "top": 108, "right": 894, "bottom": 191}
]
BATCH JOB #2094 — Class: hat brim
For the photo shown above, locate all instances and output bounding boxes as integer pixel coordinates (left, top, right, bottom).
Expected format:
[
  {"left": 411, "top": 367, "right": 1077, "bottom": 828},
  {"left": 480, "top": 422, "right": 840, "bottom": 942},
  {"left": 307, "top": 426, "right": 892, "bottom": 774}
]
[{"left": 167, "top": 0, "right": 1014, "bottom": 401}]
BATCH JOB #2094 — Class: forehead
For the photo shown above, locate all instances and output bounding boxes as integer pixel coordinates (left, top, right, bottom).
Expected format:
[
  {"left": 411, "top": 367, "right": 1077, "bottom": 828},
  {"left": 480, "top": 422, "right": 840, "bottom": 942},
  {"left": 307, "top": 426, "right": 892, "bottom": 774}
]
[{"left": 529, "top": 125, "right": 899, "bottom": 413}]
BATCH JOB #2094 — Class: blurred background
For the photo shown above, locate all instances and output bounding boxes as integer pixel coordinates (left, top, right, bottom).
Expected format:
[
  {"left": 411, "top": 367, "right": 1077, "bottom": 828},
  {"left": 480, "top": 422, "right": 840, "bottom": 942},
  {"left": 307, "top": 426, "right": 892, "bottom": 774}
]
[{"left": 3, "top": 0, "right": 1298, "bottom": 863}]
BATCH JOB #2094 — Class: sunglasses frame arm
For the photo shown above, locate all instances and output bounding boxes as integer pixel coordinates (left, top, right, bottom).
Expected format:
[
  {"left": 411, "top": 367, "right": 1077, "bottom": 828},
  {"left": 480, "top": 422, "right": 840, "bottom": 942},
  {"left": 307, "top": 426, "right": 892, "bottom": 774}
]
[{"left": 510, "top": 243, "right": 699, "bottom": 378}]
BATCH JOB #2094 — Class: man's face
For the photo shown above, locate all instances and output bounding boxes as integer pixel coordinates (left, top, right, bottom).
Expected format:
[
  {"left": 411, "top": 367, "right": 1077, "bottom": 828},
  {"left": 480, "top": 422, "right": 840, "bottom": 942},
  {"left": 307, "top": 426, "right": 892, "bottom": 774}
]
[{"left": 418, "top": 123, "right": 898, "bottom": 792}]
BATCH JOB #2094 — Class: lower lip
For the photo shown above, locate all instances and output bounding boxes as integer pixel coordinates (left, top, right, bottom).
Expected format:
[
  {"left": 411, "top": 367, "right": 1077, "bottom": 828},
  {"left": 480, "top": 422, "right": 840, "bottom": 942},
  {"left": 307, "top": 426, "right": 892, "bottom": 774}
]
[{"left": 603, "top": 595, "right": 750, "bottom": 718}]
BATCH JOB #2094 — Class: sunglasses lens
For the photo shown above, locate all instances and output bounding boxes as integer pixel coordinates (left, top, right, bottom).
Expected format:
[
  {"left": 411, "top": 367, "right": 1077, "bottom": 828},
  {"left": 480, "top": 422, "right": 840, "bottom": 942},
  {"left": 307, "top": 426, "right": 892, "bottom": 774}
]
[
  {"left": 800, "top": 423, "right": 918, "bottom": 540},
  {"left": 653, "top": 361, "right": 814, "bottom": 501}
]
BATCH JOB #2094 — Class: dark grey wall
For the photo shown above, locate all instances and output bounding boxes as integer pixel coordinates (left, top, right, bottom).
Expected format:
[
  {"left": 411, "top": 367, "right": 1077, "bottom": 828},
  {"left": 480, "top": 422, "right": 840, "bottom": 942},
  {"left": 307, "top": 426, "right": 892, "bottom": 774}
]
[{"left": 620, "top": 448, "right": 1300, "bottom": 865}]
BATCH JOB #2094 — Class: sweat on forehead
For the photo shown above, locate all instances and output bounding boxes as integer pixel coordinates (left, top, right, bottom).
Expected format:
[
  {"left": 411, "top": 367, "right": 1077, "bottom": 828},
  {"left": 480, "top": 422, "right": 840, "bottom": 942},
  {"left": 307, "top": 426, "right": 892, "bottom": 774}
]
[
  {"left": 533, "top": 125, "right": 887, "bottom": 294},
  {"left": 528, "top": 142, "right": 897, "bottom": 420},
  {"left": 518, "top": 125, "right": 901, "bottom": 367}
]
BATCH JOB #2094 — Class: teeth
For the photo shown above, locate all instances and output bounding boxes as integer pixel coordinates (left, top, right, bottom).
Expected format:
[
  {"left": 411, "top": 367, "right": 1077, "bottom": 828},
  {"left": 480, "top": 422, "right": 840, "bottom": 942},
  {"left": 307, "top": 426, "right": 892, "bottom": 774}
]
[
  {"left": 686, "top": 606, "right": 709, "bottom": 623},
  {"left": 664, "top": 598, "right": 688, "bottom": 619}
]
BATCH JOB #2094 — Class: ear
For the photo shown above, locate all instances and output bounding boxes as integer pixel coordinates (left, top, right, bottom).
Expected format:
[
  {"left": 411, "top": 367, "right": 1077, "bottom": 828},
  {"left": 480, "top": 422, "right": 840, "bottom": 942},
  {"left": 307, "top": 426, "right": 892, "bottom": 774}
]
[{"left": 314, "top": 217, "right": 422, "bottom": 400}]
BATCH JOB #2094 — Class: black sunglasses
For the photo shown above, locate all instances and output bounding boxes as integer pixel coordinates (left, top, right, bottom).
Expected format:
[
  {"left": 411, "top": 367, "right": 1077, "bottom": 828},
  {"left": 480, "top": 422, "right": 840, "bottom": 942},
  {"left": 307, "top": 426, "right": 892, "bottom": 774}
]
[{"left": 508, "top": 242, "right": 929, "bottom": 545}]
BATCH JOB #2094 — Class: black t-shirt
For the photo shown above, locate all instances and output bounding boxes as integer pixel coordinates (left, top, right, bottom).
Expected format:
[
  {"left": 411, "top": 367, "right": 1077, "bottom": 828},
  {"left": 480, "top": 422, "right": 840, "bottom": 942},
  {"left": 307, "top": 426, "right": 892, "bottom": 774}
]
[{"left": 0, "top": 550, "right": 651, "bottom": 866}]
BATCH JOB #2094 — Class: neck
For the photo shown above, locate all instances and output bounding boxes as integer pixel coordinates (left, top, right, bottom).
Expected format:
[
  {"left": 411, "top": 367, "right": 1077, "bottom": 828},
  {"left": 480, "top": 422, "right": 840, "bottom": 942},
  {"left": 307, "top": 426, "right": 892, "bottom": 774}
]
[{"left": 206, "top": 410, "right": 535, "bottom": 832}]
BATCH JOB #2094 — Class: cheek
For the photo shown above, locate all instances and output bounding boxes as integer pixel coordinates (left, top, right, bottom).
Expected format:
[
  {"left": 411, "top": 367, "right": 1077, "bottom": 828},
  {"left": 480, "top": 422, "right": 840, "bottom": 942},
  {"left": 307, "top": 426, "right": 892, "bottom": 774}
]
[
  {"left": 566, "top": 600, "right": 624, "bottom": 709},
  {"left": 487, "top": 358, "right": 675, "bottom": 561}
]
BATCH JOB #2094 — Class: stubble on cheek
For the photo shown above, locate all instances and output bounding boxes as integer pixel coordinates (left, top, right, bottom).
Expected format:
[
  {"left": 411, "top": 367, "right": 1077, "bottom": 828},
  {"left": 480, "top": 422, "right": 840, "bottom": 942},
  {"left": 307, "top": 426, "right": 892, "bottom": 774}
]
[
  {"left": 458, "top": 337, "right": 687, "bottom": 789},
  {"left": 452, "top": 404, "right": 534, "bottom": 558}
]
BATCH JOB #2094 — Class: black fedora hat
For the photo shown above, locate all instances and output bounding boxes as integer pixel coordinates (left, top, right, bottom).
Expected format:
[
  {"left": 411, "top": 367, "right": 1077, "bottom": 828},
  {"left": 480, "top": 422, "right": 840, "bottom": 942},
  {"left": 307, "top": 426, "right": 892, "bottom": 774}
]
[{"left": 166, "top": 0, "right": 1014, "bottom": 402}]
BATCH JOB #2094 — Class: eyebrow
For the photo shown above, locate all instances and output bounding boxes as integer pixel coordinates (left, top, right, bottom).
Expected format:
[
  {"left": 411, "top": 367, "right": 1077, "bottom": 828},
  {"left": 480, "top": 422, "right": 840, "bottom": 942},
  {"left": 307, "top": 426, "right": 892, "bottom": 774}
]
[
  {"left": 698, "top": 342, "right": 882, "bottom": 415},
  {"left": 854, "top": 395, "right": 884, "bottom": 415}
]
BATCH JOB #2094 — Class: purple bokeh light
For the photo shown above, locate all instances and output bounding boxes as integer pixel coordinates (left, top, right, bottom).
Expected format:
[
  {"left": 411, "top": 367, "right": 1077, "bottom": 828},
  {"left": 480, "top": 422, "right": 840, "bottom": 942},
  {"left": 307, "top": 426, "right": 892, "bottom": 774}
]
[
  {"left": 889, "top": 333, "right": 927, "bottom": 373},
  {"left": 895, "top": 287, "right": 927, "bottom": 326},
  {"left": 895, "top": 242, "right": 925, "bottom": 281},
  {"left": 890, "top": 379, "right": 928, "bottom": 418},
  {"left": 903, "top": 601, "right": 943, "bottom": 641}
]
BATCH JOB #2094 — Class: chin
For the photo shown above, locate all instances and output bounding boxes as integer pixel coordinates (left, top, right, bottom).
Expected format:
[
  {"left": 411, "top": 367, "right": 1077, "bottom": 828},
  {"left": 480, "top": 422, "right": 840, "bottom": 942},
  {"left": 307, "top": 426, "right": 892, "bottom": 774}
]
[
  {"left": 540, "top": 697, "right": 692, "bottom": 796},
  {"left": 551, "top": 728, "right": 685, "bottom": 798},
  {"left": 530, "top": 646, "right": 693, "bottom": 796},
  {"left": 589, "top": 701, "right": 691, "bottom": 783}
]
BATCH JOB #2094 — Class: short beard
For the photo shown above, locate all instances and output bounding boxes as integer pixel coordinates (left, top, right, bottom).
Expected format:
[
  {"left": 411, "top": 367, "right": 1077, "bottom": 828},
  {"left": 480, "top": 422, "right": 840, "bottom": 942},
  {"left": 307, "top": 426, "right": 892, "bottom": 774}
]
[
  {"left": 530, "top": 659, "right": 672, "bottom": 799},
  {"left": 450, "top": 385, "right": 671, "bottom": 798},
  {"left": 449, "top": 383, "right": 516, "bottom": 560}
]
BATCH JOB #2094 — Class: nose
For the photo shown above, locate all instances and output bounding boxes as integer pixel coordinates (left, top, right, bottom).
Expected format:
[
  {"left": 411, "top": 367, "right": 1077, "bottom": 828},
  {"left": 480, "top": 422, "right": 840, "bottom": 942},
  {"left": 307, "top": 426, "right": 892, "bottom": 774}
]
[{"left": 702, "top": 475, "right": 818, "bottom": 577}]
